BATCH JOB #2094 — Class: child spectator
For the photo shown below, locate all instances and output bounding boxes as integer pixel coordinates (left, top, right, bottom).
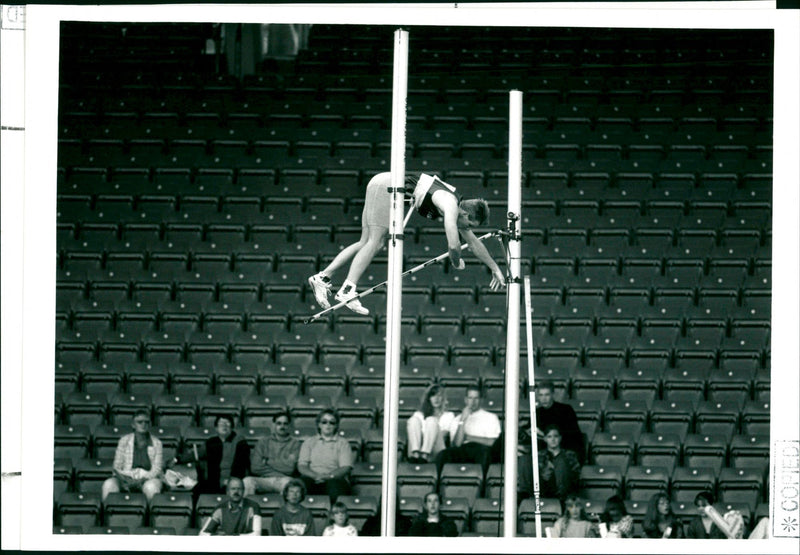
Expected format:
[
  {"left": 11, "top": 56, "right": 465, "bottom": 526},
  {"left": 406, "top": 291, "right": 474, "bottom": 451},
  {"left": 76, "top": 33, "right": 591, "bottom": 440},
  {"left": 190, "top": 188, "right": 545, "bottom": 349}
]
[{"left": 322, "top": 501, "right": 359, "bottom": 536}]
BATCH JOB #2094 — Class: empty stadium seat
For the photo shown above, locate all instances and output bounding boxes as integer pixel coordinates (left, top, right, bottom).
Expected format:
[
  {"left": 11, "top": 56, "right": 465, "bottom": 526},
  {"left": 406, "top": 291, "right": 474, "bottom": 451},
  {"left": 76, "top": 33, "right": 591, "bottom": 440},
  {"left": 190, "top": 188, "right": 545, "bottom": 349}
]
[
  {"left": 149, "top": 492, "right": 193, "bottom": 531},
  {"left": 57, "top": 492, "right": 102, "bottom": 528},
  {"left": 103, "top": 492, "right": 148, "bottom": 529},
  {"left": 438, "top": 463, "right": 483, "bottom": 505}
]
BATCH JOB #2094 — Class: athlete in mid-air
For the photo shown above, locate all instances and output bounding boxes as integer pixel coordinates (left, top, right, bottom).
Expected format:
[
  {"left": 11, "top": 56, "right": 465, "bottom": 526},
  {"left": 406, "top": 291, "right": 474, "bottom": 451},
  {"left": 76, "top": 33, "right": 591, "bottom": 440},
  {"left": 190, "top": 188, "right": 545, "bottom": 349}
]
[{"left": 307, "top": 172, "right": 506, "bottom": 315}]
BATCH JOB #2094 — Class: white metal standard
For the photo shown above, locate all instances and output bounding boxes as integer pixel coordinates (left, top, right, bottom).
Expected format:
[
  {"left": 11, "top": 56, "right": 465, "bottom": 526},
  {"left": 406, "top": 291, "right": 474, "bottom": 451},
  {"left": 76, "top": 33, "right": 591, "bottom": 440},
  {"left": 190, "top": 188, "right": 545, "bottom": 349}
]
[
  {"left": 380, "top": 27, "right": 408, "bottom": 537},
  {"left": 524, "top": 275, "right": 543, "bottom": 538},
  {"left": 503, "top": 89, "right": 523, "bottom": 537}
]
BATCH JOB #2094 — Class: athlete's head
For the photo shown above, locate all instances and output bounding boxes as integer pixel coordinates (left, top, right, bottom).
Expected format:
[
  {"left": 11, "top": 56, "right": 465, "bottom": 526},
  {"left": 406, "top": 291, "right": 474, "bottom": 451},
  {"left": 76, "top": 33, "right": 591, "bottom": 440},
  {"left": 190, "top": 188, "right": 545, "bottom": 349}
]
[{"left": 458, "top": 198, "right": 489, "bottom": 228}]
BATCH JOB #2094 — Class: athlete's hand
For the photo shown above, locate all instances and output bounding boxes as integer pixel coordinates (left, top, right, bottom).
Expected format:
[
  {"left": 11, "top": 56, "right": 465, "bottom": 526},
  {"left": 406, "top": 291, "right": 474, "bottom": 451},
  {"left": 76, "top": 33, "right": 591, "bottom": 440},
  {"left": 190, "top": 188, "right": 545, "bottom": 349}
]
[
  {"left": 490, "top": 270, "right": 506, "bottom": 291},
  {"left": 449, "top": 248, "right": 464, "bottom": 270}
]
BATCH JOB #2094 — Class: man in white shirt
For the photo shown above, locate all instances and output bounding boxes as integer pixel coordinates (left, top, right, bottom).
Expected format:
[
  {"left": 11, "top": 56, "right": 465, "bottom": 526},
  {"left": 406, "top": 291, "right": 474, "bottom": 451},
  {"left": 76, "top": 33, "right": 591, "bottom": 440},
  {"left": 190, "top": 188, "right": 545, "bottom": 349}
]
[{"left": 434, "top": 385, "right": 501, "bottom": 477}]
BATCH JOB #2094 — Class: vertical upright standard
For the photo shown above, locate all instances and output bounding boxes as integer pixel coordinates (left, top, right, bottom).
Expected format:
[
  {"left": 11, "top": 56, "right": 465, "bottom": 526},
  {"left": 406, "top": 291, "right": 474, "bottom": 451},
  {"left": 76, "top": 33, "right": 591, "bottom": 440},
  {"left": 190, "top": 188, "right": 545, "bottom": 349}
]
[
  {"left": 502, "top": 90, "right": 523, "bottom": 537},
  {"left": 380, "top": 28, "right": 409, "bottom": 537}
]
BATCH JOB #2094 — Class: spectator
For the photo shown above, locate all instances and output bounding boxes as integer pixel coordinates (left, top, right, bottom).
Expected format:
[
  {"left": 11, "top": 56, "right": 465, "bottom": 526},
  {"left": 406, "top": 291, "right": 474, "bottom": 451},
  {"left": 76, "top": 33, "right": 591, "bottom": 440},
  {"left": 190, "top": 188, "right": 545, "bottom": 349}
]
[
  {"left": 297, "top": 409, "right": 354, "bottom": 503},
  {"left": 269, "top": 479, "right": 317, "bottom": 536},
  {"left": 101, "top": 411, "right": 164, "bottom": 504},
  {"left": 533, "top": 380, "right": 584, "bottom": 464},
  {"left": 243, "top": 410, "right": 301, "bottom": 496},
  {"left": 550, "top": 494, "right": 597, "bottom": 538},
  {"left": 599, "top": 495, "right": 634, "bottom": 538},
  {"left": 406, "top": 384, "right": 456, "bottom": 463},
  {"left": 198, "top": 477, "right": 261, "bottom": 536},
  {"left": 435, "top": 385, "right": 501, "bottom": 477},
  {"left": 519, "top": 424, "right": 581, "bottom": 501},
  {"left": 176, "top": 414, "right": 250, "bottom": 503},
  {"left": 322, "top": 501, "right": 359, "bottom": 536},
  {"left": 749, "top": 517, "right": 770, "bottom": 539},
  {"left": 642, "top": 492, "right": 683, "bottom": 538},
  {"left": 685, "top": 490, "right": 744, "bottom": 539},
  {"left": 407, "top": 492, "right": 458, "bottom": 537}
]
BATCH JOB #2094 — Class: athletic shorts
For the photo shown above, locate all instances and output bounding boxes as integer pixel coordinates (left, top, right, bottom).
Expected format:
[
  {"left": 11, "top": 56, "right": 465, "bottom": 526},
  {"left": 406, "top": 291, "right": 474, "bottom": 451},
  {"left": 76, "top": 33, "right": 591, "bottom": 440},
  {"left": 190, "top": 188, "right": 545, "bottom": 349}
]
[{"left": 361, "top": 172, "right": 393, "bottom": 227}]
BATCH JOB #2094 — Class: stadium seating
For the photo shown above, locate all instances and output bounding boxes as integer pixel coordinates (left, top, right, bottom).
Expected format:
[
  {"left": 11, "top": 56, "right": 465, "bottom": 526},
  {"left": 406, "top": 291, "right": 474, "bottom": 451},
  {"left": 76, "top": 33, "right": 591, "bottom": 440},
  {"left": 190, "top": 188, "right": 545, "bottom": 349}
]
[{"left": 54, "top": 22, "right": 772, "bottom": 536}]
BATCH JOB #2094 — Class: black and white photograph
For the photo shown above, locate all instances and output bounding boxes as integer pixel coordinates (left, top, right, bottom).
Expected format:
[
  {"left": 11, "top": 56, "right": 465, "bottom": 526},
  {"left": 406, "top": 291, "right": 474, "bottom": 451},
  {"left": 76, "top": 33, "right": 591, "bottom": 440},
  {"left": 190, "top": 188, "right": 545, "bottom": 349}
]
[{"left": 1, "top": 1, "right": 798, "bottom": 552}]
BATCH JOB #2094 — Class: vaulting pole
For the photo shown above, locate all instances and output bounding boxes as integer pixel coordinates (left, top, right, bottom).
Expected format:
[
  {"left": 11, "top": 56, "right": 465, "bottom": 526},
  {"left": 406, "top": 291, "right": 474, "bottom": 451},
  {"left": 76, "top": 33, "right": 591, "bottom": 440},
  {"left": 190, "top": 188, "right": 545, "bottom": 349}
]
[
  {"left": 503, "top": 90, "right": 523, "bottom": 537},
  {"left": 380, "top": 28, "right": 408, "bottom": 537},
  {"left": 524, "top": 276, "right": 543, "bottom": 538}
]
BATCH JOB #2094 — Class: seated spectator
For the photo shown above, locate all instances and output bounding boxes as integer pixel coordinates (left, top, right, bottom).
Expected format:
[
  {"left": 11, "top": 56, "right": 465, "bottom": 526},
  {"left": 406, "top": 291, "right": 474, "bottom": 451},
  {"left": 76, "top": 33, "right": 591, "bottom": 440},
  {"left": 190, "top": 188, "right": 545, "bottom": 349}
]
[
  {"left": 491, "top": 379, "right": 585, "bottom": 468},
  {"left": 269, "top": 479, "right": 317, "bottom": 536},
  {"left": 435, "top": 385, "right": 501, "bottom": 477},
  {"left": 599, "top": 494, "right": 634, "bottom": 538},
  {"left": 407, "top": 491, "right": 458, "bottom": 537},
  {"left": 297, "top": 409, "right": 354, "bottom": 503},
  {"left": 176, "top": 414, "right": 250, "bottom": 503},
  {"left": 243, "top": 410, "right": 301, "bottom": 496},
  {"left": 518, "top": 424, "right": 581, "bottom": 501},
  {"left": 642, "top": 491, "right": 684, "bottom": 538},
  {"left": 685, "top": 490, "right": 744, "bottom": 539},
  {"left": 550, "top": 494, "right": 597, "bottom": 538},
  {"left": 101, "top": 411, "right": 163, "bottom": 504},
  {"left": 749, "top": 517, "right": 770, "bottom": 539},
  {"left": 406, "top": 384, "right": 456, "bottom": 463},
  {"left": 533, "top": 380, "right": 584, "bottom": 464},
  {"left": 322, "top": 501, "right": 359, "bottom": 536},
  {"left": 198, "top": 477, "right": 261, "bottom": 536}
]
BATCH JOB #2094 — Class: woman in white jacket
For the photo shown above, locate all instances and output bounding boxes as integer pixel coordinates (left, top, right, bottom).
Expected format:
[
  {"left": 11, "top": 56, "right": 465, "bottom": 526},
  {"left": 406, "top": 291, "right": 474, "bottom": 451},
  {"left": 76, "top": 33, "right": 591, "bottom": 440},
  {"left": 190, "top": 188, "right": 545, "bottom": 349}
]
[
  {"left": 406, "top": 385, "right": 456, "bottom": 463},
  {"left": 101, "top": 410, "right": 164, "bottom": 504}
]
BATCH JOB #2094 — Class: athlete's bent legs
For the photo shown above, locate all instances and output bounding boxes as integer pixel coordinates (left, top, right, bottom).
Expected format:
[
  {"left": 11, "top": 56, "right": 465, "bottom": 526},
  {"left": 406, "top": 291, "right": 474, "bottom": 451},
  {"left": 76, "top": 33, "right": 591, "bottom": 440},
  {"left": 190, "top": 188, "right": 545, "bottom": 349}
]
[{"left": 343, "top": 225, "right": 387, "bottom": 285}]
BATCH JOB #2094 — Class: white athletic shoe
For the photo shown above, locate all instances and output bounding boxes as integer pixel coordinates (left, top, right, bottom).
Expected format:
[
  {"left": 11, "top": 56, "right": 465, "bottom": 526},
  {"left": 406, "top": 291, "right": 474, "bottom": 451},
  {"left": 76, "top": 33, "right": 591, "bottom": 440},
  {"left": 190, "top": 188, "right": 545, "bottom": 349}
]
[
  {"left": 308, "top": 273, "right": 332, "bottom": 308},
  {"left": 335, "top": 289, "right": 370, "bottom": 315}
]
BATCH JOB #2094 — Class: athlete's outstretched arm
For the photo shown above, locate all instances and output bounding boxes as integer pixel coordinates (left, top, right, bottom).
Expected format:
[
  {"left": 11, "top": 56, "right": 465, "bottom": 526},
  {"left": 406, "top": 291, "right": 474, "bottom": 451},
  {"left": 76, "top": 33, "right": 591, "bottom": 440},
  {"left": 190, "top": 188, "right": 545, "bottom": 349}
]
[
  {"left": 435, "top": 194, "right": 464, "bottom": 267},
  {"left": 460, "top": 228, "right": 506, "bottom": 291}
]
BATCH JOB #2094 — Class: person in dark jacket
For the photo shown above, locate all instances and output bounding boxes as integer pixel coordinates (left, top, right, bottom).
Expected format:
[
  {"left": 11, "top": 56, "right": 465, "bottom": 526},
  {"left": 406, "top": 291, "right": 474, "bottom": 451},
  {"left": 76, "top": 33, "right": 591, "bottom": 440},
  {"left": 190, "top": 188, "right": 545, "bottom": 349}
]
[
  {"left": 177, "top": 414, "right": 250, "bottom": 503},
  {"left": 407, "top": 491, "right": 458, "bottom": 537},
  {"left": 533, "top": 380, "right": 584, "bottom": 463}
]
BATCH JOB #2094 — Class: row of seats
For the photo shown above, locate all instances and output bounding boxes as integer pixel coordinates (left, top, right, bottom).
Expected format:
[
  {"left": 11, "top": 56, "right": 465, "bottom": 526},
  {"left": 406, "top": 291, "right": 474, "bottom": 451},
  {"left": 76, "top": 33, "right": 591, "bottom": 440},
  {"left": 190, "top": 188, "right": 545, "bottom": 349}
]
[
  {"left": 58, "top": 91, "right": 773, "bottom": 121},
  {"left": 56, "top": 164, "right": 773, "bottom": 198},
  {"left": 55, "top": 244, "right": 771, "bottom": 276},
  {"left": 52, "top": 487, "right": 768, "bottom": 538},
  {"left": 56, "top": 143, "right": 772, "bottom": 176},
  {"left": 53, "top": 390, "right": 770, "bottom": 453},
  {"left": 54, "top": 286, "right": 771, "bottom": 330},
  {"left": 53, "top": 353, "right": 770, "bottom": 397},
  {"left": 54, "top": 335, "right": 770, "bottom": 370},
  {"left": 60, "top": 56, "right": 771, "bottom": 91}
]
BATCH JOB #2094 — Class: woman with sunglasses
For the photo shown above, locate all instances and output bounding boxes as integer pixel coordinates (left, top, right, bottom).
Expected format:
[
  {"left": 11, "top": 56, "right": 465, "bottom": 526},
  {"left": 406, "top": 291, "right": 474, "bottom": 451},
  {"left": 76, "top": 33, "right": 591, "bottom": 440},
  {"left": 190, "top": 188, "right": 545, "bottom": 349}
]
[{"left": 297, "top": 409, "right": 354, "bottom": 503}]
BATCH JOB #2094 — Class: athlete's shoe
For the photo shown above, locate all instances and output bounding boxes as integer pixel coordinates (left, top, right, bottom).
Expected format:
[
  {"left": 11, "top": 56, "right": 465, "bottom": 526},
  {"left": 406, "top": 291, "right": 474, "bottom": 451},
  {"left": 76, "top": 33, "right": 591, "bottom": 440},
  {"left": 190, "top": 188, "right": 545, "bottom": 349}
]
[
  {"left": 335, "top": 289, "right": 370, "bottom": 315},
  {"left": 308, "top": 273, "right": 332, "bottom": 308}
]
